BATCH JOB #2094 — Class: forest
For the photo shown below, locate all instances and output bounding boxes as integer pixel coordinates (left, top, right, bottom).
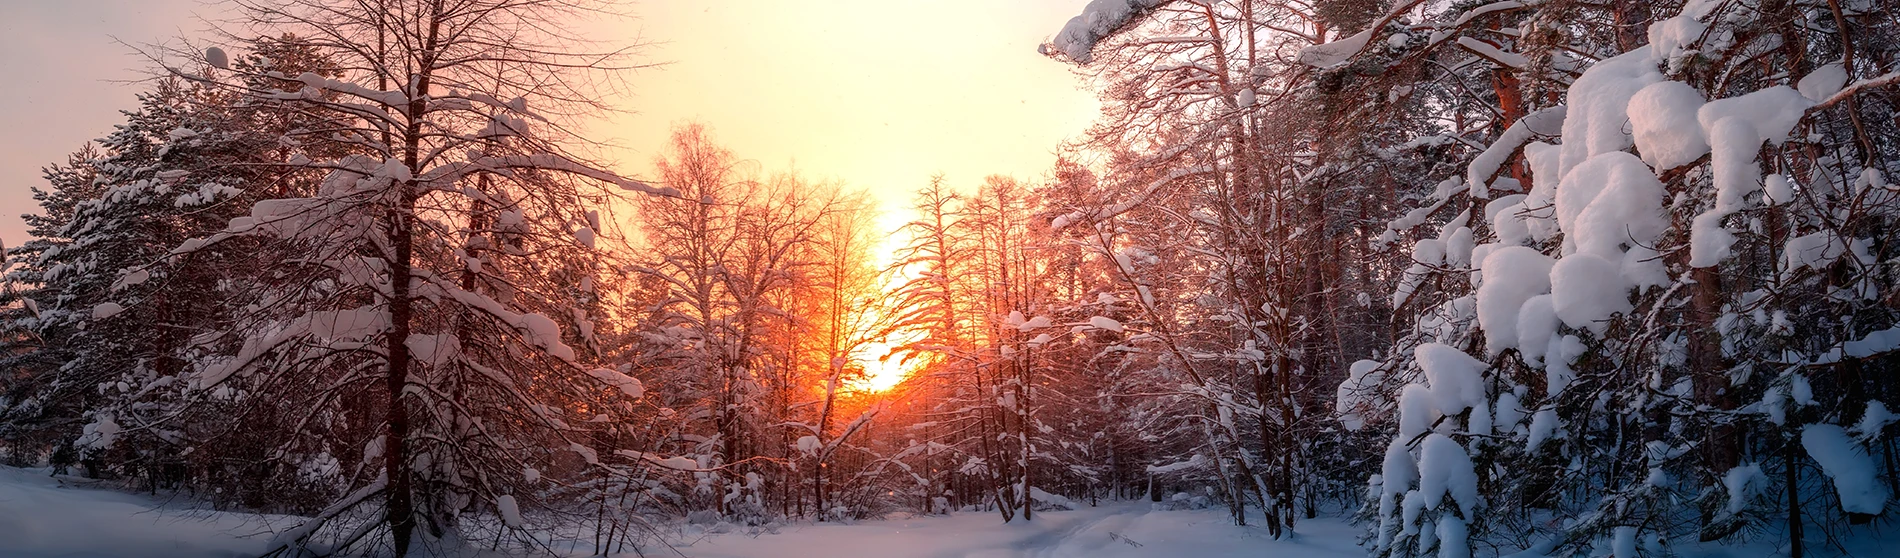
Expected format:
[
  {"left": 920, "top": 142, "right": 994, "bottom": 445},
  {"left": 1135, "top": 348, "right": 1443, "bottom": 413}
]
[{"left": 2, "top": 0, "right": 1899, "bottom": 557}]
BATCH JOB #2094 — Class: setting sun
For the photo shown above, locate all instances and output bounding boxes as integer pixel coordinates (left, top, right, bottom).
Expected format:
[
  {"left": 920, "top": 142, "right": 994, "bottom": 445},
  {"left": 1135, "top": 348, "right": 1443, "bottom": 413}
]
[{"left": 848, "top": 341, "right": 913, "bottom": 393}]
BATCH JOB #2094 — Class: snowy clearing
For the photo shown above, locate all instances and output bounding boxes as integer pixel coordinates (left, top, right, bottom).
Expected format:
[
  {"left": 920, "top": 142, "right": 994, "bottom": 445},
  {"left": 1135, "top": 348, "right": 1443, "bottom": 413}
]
[
  {"left": 0, "top": 466, "right": 278, "bottom": 558},
  {"left": 6, "top": 465, "right": 1900, "bottom": 557},
  {"left": 665, "top": 504, "right": 1364, "bottom": 558},
  {"left": 0, "top": 464, "right": 1366, "bottom": 558}
]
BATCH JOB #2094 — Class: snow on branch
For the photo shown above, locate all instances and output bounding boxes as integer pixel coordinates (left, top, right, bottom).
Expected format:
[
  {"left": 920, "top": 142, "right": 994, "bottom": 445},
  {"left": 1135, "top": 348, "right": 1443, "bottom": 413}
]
[
  {"left": 1467, "top": 105, "right": 1565, "bottom": 198},
  {"left": 1042, "top": 0, "right": 1173, "bottom": 64},
  {"left": 1296, "top": 0, "right": 1427, "bottom": 68},
  {"left": 1809, "top": 70, "right": 1900, "bottom": 111},
  {"left": 1456, "top": 37, "right": 1528, "bottom": 69}
]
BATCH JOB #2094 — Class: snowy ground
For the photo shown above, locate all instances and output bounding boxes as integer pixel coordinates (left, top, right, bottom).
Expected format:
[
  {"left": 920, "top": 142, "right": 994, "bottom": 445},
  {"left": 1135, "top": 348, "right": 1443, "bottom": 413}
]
[
  {"left": 0, "top": 466, "right": 280, "bottom": 557},
  {"left": 0, "top": 465, "right": 1363, "bottom": 558},
  {"left": 663, "top": 504, "right": 1364, "bottom": 558},
  {"left": 6, "top": 465, "right": 1895, "bottom": 558}
]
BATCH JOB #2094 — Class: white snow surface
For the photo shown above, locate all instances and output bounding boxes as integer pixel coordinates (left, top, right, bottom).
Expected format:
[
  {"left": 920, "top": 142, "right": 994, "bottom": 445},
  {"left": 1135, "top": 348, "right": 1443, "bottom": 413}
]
[
  {"left": 0, "top": 466, "right": 280, "bottom": 557},
  {"left": 0, "top": 466, "right": 1372, "bottom": 558},
  {"left": 1798, "top": 62, "right": 1850, "bottom": 101},
  {"left": 673, "top": 502, "right": 1364, "bottom": 558}
]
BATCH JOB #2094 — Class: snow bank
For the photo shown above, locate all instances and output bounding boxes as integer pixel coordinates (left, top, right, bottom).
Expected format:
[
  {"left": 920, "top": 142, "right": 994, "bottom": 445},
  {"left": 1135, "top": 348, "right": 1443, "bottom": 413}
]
[{"left": 0, "top": 467, "right": 275, "bottom": 558}]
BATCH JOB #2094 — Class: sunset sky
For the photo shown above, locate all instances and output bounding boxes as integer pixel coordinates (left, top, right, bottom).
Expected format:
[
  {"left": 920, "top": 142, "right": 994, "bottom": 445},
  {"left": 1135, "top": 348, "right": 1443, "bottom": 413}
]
[{"left": 0, "top": 0, "right": 1100, "bottom": 246}]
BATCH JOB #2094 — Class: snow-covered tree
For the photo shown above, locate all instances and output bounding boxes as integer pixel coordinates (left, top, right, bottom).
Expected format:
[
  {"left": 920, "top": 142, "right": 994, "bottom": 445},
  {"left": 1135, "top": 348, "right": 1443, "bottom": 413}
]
[{"left": 53, "top": 1, "right": 678, "bottom": 554}]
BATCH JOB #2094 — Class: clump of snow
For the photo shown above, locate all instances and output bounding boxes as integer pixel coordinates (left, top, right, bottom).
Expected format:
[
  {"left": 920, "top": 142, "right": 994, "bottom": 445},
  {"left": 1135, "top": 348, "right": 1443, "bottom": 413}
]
[
  {"left": 1628, "top": 81, "right": 1709, "bottom": 170},
  {"left": 796, "top": 435, "right": 822, "bottom": 456},
  {"left": 570, "top": 442, "right": 598, "bottom": 465},
  {"left": 1437, "top": 517, "right": 1470, "bottom": 558},
  {"left": 1087, "top": 316, "right": 1123, "bottom": 332},
  {"left": 1298, "top": 28, "right": 1375, "bottom": 69},
  {"left": 496, "top": 495, "right": 523, "bottom": 528},
  {"left": 1476, "top": 247, "right": 1553, "bottom": 354},
  {"left": 1398, "top": 384, "right": 1436, "bottom": 439},
  {"left": 1415, "top": 343, "right": 1487, "bottom": 417},
  {"left": 1764, "top": 174, "right": 1795, "bottom": 206},
  {"left": 77, "top": 414, "right": 121, "bottom": 450},
  {"left": 112, "top": 268, "right": 150, "bottom": 291},
  {"left": 1723, "top": 464, "right": 1765, "bottom": 515},
  {"left": 1515, "top": 295, "right": 1560, "bottom": 366},
  {"left": 1559, "top": 152, "right": 1668, "bottom": 260},
  {"left": 91, "top": 302, "right": 125, "bottom": 320},
  {"left": 1556, "top": 47, "right": 1662, "bottom": 175},
  {"left": 1045, "top": 0, "right": 1169, "bottom": 63},
  {"left": 1801, "top": 424, "right": 1889, "bottom": 515},
  {"left": 1798, "top": 62, "right": 1850, "bottom": 102},
  {"left": 1494, "top": 392, "right": 1525, "bottom": 434},
  {"left": 1337, "top": 360, "right": 1385, "bottom": 431},
  {"left": 1526, "top": 409, "right": 1560, "bottom": 454},
  {"left": 1782, "top": 230, "right": 1849, "bottom": 278},
  {"left": 1468, "top": 107, "right": 1566, "bottom": 199},
  {"left": 1646, "top": 8, "right": 1708, "bottom": 70},
  {"left": 1689, "top": 86, "right": 1813, "bottom": 267},
  {"left": 1418, "top": 434, "right": 1478, "bottom": 516},
  {"left": 586, "top": 368, "right": 644, "bottom": 399},
  {"left": 1612, "top": 526, "right": 1638, "bottom": 558},
  {"left": 515, "top": 312, "right": 576, "bottom": 362},
  {"left": 1550, "top": 253, "right": 1631, "bottom": 331},
  {"left": 1855, "top": 401, "right": 1894, "bottom": 442}
]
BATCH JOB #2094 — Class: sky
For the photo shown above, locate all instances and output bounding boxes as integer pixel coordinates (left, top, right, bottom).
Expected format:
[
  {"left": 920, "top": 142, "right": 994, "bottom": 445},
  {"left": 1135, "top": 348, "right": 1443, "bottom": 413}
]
[{"left": 0, "top": 0, "right": 1101, "bottom": 248}]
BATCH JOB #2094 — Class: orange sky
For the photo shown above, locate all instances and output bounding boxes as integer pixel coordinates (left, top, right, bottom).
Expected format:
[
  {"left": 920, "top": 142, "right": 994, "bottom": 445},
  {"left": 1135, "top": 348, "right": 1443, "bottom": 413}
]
[
  {"left": 0, "top": 1, "right": 1100, "bottom": 248},
  {"left": 583, "top": 0, "right": 1101, "bottom": 236}
]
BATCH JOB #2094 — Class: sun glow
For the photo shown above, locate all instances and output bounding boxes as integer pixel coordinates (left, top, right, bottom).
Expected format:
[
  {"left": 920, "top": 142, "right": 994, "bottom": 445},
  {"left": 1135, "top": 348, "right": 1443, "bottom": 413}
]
[{"left": 848, "top": 341, "right": 914, "bottom": 394}]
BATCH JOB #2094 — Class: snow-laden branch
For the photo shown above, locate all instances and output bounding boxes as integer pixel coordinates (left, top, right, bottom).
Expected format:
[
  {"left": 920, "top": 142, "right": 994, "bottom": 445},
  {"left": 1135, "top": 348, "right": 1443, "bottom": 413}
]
[
  {"left": 1466, "top": 105, "right": 1565, "bottom": 198},
  {"left": 1042, "top": 0, "right": 1173, "bottom": 63}
]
